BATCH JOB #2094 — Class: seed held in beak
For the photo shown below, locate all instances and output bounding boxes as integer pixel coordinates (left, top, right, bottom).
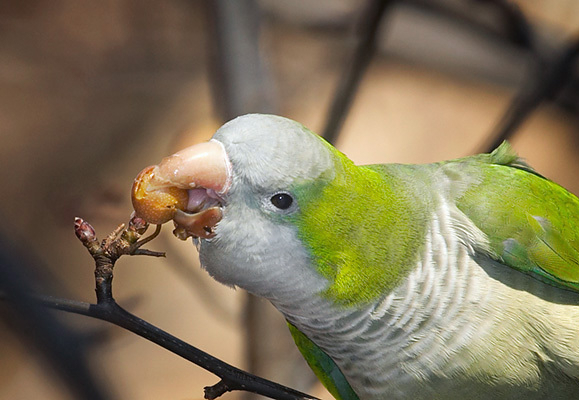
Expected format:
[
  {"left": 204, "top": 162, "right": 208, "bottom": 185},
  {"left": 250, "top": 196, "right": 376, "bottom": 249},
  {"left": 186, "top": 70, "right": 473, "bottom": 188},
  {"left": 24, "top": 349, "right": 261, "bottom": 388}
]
[
  {"left": 130, "top": 139, "right": 230, "bottom": 238},
  {"left": 131, "top": 165, "right": 189, "bottom": 225}
]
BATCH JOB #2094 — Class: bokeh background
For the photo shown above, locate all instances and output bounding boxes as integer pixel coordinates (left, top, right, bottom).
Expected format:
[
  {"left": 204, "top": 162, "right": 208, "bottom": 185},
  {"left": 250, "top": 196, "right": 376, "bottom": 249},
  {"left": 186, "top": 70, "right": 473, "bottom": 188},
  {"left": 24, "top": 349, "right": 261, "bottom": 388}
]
[{"left": 0, "top": 1, "right": 578, "bottom": 399}]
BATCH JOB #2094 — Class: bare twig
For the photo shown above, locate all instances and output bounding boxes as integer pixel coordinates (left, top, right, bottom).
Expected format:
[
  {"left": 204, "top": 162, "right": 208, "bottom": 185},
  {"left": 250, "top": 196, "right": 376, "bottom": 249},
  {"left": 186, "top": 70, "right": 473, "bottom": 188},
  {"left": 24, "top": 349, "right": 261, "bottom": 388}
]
[
  {"left": 33, "top": 291, "right": 316, "bottom": 400},
  {"left": 3, "top": 215, "right": 316, "bottom": 399},
  {"left": 69, "top": 215, "right": 316, "bottom": 400}
]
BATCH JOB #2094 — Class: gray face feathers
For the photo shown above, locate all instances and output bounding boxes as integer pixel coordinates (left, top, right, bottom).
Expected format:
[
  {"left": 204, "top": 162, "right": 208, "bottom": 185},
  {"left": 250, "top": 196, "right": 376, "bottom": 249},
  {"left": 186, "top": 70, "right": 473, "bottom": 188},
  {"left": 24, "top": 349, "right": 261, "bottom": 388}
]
[
  {"left": 197, "top": 114, "right": 334, "bottom": 299},
  {"left": 212, "top": 114, "right": 335, "bottom": 193}
]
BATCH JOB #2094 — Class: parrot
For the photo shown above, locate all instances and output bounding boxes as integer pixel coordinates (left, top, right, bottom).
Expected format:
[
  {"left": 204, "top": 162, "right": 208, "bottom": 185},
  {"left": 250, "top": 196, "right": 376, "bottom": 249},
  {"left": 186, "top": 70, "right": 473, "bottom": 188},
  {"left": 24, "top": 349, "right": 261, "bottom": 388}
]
[{"left": 132, "top": 114, "right": 579, "bottom": 399}]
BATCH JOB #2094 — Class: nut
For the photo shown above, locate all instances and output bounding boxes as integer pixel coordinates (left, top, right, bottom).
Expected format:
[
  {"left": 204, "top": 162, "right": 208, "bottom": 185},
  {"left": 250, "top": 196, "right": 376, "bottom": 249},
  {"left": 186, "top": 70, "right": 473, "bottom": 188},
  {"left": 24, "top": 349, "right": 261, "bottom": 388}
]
[{"left": 131, "top": 165, "right": 188, "bottom": 224}]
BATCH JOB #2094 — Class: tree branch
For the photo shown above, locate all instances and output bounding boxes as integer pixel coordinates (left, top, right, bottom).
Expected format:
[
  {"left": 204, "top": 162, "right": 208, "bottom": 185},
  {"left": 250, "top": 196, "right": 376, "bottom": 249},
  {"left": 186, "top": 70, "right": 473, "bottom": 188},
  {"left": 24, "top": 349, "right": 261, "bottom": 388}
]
[
  {"left": 34, "top": 291, "right": 315, "bottom": 400},
  {"left": 4, "top": 215, "right": 318, "bottom": 400}
]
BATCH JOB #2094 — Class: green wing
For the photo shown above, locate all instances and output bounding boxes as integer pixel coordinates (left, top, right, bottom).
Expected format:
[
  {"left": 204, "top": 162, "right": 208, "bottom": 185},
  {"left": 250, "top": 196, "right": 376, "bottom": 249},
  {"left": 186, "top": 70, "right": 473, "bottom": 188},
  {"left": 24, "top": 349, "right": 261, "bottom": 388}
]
[
  {"left": 287, "top": 323, "right": 359, "bottom": 400},
  {"left": 456, "top": 142, "right": 579, "bottom": 292}
]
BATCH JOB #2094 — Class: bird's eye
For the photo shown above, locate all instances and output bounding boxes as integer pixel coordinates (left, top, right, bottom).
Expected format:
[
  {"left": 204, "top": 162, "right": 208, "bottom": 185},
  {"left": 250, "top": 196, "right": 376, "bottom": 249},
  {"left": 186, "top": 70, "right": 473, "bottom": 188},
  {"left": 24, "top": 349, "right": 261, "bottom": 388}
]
[{"left": 270, "top": 193, "right": 293, "bottom": 210}]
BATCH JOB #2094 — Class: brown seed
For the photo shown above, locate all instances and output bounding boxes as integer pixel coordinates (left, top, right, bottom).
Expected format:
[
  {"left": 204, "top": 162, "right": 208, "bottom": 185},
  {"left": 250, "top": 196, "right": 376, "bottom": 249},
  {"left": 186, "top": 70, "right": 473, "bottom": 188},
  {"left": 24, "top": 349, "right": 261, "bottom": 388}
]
[{"left": 131, "top": 165, "right": 189, "bottom": 225}]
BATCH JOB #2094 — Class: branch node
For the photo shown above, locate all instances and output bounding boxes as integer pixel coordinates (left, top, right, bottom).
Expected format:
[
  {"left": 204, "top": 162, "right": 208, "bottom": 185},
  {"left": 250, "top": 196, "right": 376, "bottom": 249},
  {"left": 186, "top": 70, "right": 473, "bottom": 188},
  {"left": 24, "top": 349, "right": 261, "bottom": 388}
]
[
  {"left": 74, "top": 215, "right": 165, "bottom": 305},
  {"left": 68, "top": 214, "right": 317, "bottom": 400},
  {"left": 129, "top": 224, "right": 162, "bottom": 254},
  {"left": 204, "top": 379, "right": 233, "bottom": 400}
]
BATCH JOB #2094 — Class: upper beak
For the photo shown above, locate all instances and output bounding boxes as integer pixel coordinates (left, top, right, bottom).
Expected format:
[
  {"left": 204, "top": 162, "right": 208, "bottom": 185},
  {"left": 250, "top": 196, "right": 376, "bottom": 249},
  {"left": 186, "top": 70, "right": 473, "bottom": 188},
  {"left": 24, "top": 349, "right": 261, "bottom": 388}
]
[
  {"left": 150, "top": 139, "right": 232, "bottom": 194},
  {"left": 132, "top": 139, "right": 231, "bottom": 239}
]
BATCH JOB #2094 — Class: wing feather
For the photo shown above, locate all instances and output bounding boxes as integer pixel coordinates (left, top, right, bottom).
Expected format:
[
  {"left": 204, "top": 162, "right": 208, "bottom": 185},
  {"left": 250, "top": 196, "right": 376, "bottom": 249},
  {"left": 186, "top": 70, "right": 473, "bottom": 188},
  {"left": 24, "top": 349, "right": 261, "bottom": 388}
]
[{"left": 456, "top": 142, "right": 579, "bottom": 293}]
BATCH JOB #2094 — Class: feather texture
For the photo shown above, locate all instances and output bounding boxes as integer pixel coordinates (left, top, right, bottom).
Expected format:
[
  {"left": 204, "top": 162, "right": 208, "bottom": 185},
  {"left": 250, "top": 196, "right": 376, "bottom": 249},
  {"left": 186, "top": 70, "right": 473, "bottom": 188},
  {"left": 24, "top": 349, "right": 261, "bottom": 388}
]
[{"left": 169, "top": 115, "right": 579, "bottom": 399}]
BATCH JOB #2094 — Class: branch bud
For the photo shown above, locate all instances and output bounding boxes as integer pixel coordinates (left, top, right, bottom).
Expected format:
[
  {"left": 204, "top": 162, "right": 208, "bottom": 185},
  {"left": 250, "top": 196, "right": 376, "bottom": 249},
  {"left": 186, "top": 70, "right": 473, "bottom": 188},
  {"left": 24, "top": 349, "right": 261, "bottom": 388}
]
[
  {"left": 74, "top": 217, "right": 97, "bottom": 244},
  {"left": 128, "top": 214, "right": 149, "bottom": 235}
]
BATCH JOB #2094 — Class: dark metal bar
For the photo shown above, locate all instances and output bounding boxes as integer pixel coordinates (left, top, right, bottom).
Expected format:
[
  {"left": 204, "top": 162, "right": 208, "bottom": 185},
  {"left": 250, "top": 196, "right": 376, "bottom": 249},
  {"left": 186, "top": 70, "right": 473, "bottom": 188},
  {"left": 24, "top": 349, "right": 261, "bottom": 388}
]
[
  {"left": 206, "top": 0, "right": 276, "bottom": 120},
  {"left": 480, "top": 36, "right": 579, "bottom": 153},
  {"left": 321, "top": 0, "right": 393, "bottom": 145},
  {"left": 204, "top": 2, "right": 316, "bottom": 399}
]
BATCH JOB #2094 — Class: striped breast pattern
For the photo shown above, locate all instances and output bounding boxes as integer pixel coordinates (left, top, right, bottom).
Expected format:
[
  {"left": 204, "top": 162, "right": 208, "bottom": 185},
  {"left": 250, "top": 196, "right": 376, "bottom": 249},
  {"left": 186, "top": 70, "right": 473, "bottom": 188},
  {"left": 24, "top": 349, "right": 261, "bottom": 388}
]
[{"left": 289, "top": 200, "right": 494, "bottom": 399}]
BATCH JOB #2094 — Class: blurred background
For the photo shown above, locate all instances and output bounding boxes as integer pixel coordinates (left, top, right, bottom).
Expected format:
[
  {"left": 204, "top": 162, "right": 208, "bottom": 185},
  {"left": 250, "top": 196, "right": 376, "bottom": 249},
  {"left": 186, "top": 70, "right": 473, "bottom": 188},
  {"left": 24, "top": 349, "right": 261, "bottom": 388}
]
[{"left": 0, "top": 1, "right": 578, "bottom": 399}]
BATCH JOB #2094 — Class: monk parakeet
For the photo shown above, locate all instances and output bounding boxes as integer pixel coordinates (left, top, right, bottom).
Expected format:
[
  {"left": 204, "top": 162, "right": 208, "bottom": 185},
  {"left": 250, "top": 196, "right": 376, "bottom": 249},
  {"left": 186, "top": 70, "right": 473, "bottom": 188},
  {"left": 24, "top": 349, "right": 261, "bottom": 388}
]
[{"left": 132, "top": 114, "right": 579, "bottom": 399}]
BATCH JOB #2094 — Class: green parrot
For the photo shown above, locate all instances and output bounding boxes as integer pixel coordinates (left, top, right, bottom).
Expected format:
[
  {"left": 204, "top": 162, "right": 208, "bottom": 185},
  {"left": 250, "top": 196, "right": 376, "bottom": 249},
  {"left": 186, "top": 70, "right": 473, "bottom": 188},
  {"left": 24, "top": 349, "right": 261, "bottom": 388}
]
[{"left": 133, "top": 114, "right": 579, "bottom": 399}]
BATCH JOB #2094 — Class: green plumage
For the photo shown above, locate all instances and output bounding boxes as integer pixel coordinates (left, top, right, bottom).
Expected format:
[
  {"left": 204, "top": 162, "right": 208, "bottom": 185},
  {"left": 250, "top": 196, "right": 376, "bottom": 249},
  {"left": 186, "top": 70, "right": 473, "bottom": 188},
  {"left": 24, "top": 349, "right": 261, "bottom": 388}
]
[
  {"left": 288, "top": 323, "right": 359, "bottom": 400},
  {"left": 192, "top": 114, "right": 579, "bottom": 399},
  {"left": 288, "top": 139, "right": 579, "bottom": 306},
  {"left": 456, "top": 142, "right": 579, "bottom": 292},
  {"left": 284, "top": 140, "right": 579, "bottom": 397},
  {"left": 286, "top": 144, "right": 429, "bottom": 306}
]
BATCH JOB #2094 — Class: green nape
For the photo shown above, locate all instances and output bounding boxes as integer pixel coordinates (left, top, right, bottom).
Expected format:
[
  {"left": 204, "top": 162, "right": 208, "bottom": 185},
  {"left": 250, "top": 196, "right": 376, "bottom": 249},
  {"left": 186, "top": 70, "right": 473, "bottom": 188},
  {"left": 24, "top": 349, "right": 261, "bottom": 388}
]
[
  {"left": 288, "top": 138, "right": 428, "bottom": 306},
  {"left": 287, "top": 322, "right": 359, "bottom": 400}
]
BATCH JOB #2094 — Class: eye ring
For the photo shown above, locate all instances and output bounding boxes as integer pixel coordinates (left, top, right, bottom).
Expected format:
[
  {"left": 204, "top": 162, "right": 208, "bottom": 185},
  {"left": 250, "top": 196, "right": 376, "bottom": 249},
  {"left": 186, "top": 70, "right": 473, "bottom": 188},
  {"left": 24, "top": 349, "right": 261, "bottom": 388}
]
[{"left": 270, "top": 192, "right": 294, "bottom": 210}]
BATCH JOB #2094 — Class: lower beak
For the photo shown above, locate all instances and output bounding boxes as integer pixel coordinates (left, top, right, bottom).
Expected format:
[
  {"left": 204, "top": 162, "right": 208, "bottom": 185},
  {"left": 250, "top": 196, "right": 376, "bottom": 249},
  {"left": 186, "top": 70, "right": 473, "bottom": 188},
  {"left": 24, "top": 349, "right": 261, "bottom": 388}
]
[{"left": 173, "top": 207, "right": 223, "bottom": 240}]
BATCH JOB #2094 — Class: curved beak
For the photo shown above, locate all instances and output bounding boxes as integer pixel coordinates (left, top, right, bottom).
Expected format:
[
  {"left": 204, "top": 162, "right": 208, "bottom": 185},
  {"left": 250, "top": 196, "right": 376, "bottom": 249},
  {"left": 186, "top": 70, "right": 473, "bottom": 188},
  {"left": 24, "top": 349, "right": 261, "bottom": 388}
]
[
  {"left": 150, "top": 139, "right": 232, "bottom": 195},
  {"left": 132, "top": 139, "right": 231, "bottom": 239}
]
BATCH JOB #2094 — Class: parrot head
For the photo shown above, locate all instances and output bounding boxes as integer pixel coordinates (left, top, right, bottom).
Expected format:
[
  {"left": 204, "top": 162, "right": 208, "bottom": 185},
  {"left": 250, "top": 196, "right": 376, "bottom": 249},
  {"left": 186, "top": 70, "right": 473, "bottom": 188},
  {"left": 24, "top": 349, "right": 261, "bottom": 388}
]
[
  {"left": 133, "top": 113, "right": 421, "bottom": 307},
  {"left": 132, "top": 114, "right": 339, "bottom": 301}
]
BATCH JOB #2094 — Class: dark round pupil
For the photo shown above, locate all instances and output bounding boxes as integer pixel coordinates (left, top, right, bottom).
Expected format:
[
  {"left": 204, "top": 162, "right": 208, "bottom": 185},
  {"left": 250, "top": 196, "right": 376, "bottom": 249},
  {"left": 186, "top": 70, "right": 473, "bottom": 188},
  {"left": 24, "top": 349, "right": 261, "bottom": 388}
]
[{"left": 271, "top": 193, "right": 293, "bottom": 210}]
